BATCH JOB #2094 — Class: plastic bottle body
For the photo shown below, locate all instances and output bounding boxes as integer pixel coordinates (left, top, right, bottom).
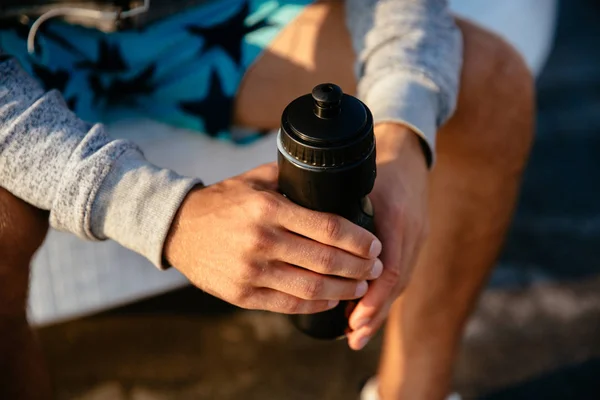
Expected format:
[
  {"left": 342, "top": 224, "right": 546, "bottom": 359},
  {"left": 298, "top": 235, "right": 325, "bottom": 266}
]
[
  {"left": 277, "top": 132, "right": 376, "bottom": 339},
  {"left": 276, "top": 83, "right": 376, "bottom": 340}
]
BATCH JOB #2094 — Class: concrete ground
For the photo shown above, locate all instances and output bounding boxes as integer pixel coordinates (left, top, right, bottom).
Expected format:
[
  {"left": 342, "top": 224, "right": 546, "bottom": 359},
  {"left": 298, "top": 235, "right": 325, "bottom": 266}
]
[
  {"left": 37, "top": 0, "right": 600, "bottom": 398},
  {"left": 40, "top": 290, "right": 382, "bottom": 400}
]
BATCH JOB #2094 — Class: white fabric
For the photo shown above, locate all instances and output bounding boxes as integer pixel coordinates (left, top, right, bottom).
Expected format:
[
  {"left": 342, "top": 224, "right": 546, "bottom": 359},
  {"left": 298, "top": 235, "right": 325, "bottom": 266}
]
[
  {"left": 28, "top": 0, "right": 559, "bottom": 325},
  {"left": 450, "top": 0, "right": 558, "bottom": 76}
]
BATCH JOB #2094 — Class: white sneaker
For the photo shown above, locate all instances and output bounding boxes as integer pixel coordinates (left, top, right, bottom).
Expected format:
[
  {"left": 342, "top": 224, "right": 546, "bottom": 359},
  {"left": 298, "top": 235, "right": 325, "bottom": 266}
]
[
  {"left": 360, "top": 377, "right": 381, "bottom": 400},
  {"left": 360, "top": 377, "right": 462, "bottom": 400}
]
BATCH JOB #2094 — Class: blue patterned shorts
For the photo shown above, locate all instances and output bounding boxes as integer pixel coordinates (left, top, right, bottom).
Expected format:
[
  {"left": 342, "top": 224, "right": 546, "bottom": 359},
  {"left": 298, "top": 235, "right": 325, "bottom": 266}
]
[{"left": 0, "top": 0, "right": 313, "bottom": 144}]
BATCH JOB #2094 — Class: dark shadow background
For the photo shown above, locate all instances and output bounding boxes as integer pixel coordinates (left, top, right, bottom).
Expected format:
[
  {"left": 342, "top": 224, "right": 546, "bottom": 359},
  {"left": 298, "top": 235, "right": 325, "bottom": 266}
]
[
  {"left": 460, "top": 0, "right": 600, "bottom": 397},
  {"left": 492, "top": 0, "right": 600, "bottom": 288}
]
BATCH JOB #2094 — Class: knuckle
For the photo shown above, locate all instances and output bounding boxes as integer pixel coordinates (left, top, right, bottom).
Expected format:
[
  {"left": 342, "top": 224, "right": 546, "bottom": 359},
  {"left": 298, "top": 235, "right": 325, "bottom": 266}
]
[
  {"left": 250, "top": 191, "right": 280, "bottom": 219},
  {"left": 317, "top": 249, "right": 336, "bottom": 272},
  {"left": 238, "top": 261, "right": 262, "bottom": 282},
  {"left": 356, "top": 260, "right": 373, "bottom": 278},
  {"left": 231, "top": 286, "right": 254, "bottom": 307},
  {"left": 324, "top": 215, "right": 342, "bottom": 241},
  {"left": 263, "top": 162, "right": 278, "bottom": 175},
  {"left": 391, "top": 203, "right": 407, "bottom": 223},
  {"left": 302, "top": 278, "right": 324, "bottom": 300},
  {"left": 281, "top": 297, "right": 302, "bottom": 314},
  {"left": 382, "top": 268, "right": 401, "bottom": 288},
  {"left": 394, "top": 203, "right": 407, "bottom": 221},
  {"left": 244, "top": 223, "right": 277, "bottom": 253},
  {"left": 247, "top": 226, "right": 276, "bottom": 253}
]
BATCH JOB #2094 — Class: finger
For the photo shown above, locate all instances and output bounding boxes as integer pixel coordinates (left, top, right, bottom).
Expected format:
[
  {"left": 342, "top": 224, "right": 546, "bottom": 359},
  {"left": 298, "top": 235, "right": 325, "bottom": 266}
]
[
  {"left": 347, "top": 222, "right": 405, "bottom": 330},
  {"left": 277, "top": 200, "right": 382, "bottom": 259},
  {"left": 276, "top": 231, "right": 383, "bottom": 280},
  {"left": 245, "top": 288, "right": 339, "bottom": 314},
  {"left": 346, "top": 325, "right": 378, "bottom": 351},
  {"left": 348, "top": 236, "right": 418, "bottom": 339},
  {"left": 347, "top": 267, "right": 398, "bottom": 332},
  {"left": 258, "top": 261, "right": 369, "bottom": 301}
]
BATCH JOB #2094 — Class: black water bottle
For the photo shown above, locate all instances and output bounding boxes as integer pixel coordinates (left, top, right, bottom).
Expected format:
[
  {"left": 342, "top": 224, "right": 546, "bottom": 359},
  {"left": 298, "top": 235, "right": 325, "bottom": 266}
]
[{"left": 277, "top": 83, "right": 376, "bottom": 340}]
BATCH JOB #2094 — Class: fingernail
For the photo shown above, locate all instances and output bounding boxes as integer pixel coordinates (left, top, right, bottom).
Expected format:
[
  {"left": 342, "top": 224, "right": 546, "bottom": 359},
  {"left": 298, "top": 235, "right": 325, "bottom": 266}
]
[
  {"left": 370, "top": 259, "right": 383, "bottom": 279},
  {"left": 357, "top": 335, "right": 371, "bottom": 350},
  {"left": 355, "top": 281, "right": 368, "bottom": 297},
  {"left": 369, "top": 239, "right": 382, "bottom": 258},
  {"left": 328, "top": 300, "right": 339, "bottom": 308},
  {"left": 352, "top": 318, "right": 370, "bottom": 330}
]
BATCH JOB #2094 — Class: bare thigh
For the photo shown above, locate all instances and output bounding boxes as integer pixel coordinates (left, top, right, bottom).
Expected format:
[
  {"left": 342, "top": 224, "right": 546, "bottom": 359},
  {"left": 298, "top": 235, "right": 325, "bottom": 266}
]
[{"left": 235, "top": 1, "right": 355, "bottom": 129}]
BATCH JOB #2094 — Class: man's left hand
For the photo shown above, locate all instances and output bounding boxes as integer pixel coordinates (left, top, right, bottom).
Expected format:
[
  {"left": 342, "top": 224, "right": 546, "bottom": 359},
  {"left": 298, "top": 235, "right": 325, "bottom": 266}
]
[{"left": 346, "top": 123, "right": 430, "bottom": 350}]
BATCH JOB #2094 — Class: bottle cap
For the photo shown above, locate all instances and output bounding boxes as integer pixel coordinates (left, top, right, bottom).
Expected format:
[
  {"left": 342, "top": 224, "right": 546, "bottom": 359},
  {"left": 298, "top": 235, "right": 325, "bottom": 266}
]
[{"left": 279, "top": 83, "right": 374, "bottom": 168}]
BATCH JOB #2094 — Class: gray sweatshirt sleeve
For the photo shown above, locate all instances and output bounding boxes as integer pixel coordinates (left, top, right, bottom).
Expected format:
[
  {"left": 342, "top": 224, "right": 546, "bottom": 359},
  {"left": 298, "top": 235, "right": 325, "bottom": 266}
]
[
  {"left": 0, "top": 0, "right": 460, "bottom": 270},
  {"left": 346, "top": 0, "right": 463, "bottom": 165},
  {"left": 0, "top": 54, "right": 201, "bottom": 269}
]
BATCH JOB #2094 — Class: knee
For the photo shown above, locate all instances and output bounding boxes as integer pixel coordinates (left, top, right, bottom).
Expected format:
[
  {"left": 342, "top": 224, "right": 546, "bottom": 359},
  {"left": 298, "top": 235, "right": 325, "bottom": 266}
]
[
  {"left": 444, "top": 19, "right": 535, "bottom": 170},
  {"left": 0, "top": 188, "right": 49, "bottom": 316},
  {"left": 456, "top": 18, "right": 535, "bottom": 118}
]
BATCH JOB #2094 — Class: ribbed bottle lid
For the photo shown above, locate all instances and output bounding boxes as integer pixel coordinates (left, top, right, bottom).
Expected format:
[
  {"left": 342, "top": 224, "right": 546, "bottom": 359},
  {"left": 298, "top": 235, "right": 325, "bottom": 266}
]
[{"left": 279, "top": 83, "right": 374, "bottom": 168}]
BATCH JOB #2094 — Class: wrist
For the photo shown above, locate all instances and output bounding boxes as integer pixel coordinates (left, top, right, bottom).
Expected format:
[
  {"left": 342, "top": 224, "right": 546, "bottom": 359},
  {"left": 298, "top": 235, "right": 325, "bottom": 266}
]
[
  {"left": 374, "top": 123, "right": 430, "bottom": 170},
  {"left": 162, "top": 184, "right": 206, "bottom": 269}
]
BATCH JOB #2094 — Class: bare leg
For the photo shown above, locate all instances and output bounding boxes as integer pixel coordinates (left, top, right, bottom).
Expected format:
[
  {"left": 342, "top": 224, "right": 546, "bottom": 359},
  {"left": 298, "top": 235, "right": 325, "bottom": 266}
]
[
  {"left": 236, "top": 3, "right": 534, "bottom": 400},
  {"left": 376, "top": 20, "right": 534, "bottom": 400},
  {"left": 0, "top": 187, "right": 53, "bottom": 399}
]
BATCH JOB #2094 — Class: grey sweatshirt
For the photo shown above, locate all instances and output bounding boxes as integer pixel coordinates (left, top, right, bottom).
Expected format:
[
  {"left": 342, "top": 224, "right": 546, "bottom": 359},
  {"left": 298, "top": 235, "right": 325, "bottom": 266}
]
[{"left": 0, "top": 0, "right": 461, "bottom": 268}]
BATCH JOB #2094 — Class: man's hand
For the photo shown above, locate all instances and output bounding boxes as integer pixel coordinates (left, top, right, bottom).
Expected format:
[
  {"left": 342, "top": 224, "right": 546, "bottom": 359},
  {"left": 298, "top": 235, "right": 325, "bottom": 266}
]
[
  {"left": 346, "top": 123, "right": 430, "bottom": 350},
  {"left": 163, "top": 163, "right": 383, "bottom": 315}
]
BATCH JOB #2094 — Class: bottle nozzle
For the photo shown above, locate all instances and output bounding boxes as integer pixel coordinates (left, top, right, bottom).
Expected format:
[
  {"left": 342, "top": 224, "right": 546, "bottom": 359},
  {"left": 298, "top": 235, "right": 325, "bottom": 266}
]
[{"left": 312, "top": 83, "right": 342, "bottom": 118}]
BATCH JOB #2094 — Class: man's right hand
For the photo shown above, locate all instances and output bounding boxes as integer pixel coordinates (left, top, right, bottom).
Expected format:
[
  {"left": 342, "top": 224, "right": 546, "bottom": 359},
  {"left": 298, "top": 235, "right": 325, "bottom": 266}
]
[{"left": 163, "top": 163, "right": 383, "bottom": 314}]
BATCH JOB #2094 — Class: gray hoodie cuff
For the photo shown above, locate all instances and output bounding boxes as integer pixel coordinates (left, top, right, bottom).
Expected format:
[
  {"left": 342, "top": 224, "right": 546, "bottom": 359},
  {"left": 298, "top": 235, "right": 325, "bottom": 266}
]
[
  {"left": 361, "top": 71, "right": 440, "bottom": 167},
  {"left": 90, "top": 150, "right": 202, "bottom": 269}
]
